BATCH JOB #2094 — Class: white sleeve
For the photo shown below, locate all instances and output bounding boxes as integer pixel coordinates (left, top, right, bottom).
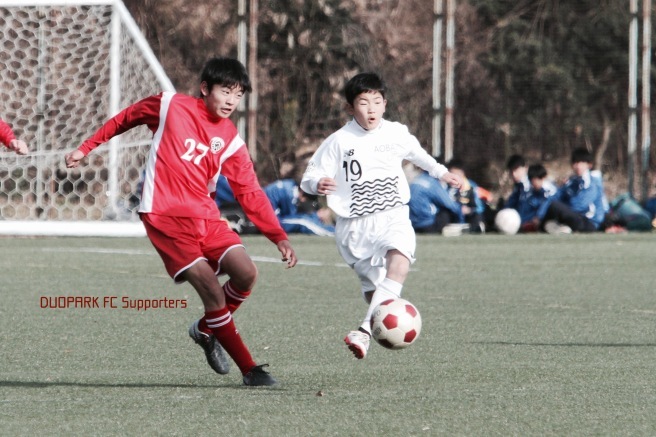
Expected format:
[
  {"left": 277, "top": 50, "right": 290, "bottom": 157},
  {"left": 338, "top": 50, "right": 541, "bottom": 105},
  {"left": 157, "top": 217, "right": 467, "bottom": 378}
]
[
  {"left": 300, "top": 135, "right": 340, "bottom": 195},
  {"left": 402, "top": 128, "right": 448, "bottom": 180}
]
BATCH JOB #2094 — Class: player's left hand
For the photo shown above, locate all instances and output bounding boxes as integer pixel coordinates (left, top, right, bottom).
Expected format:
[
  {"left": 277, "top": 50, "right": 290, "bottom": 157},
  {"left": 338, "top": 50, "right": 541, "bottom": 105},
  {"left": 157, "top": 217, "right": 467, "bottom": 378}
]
[
  {"left": 441, "top": 171, "right": 463, "bottom": 189},
  {"left": 277, "top": 240, "right": 298, "bottom": 269}
]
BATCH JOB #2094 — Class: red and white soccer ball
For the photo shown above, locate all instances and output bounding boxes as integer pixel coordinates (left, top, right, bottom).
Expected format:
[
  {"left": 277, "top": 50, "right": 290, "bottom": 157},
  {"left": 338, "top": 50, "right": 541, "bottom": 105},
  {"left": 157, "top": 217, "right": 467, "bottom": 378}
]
[{"left": 370, "top": 298, "right": 422, "bottom": 349}]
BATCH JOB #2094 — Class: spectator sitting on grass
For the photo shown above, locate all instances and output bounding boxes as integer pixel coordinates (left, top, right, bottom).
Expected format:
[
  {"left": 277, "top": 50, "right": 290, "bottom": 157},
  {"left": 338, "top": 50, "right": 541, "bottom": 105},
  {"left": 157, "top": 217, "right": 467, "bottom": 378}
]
[
  {"left": 506, "top": 162, "right": 557, "bottom": 233},
  {"left": 541, "top": 147, "right": 608, "bottom": 234}
]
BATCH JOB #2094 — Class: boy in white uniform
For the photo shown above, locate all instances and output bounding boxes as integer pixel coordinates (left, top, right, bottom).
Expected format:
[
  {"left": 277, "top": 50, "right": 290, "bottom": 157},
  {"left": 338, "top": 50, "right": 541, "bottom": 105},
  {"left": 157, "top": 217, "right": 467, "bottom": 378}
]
[{"left": 300, "top": 73, "right": 461, "bottom": 359}]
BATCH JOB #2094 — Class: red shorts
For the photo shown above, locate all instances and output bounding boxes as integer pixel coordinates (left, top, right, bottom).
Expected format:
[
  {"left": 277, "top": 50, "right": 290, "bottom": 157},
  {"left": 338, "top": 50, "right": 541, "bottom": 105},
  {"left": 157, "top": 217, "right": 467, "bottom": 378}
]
[{"left": 141, "top": 213, "right": 243, "bottom": 283}]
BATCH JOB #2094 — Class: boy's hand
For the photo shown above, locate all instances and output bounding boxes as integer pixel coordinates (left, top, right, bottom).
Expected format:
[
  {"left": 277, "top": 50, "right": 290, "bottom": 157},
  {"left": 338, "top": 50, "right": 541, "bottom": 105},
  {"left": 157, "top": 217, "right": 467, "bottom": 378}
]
[
  {"left": 317, "top": 207, "right": 334, "bottom": 225},
  {"left": 317, "top": 177, "right": 337, "bottom": 195},
  {"left": 65, "top": 150, "right": 85, "bottom": 168},
  {"left": 277, "top": 240, "right": 298, "bottom": 269},
  {"left": 8, "top": 139, "right": 28, "bottom": 155},
  {"left": 441, "top": 171, "right": 462, "bottom": 189}
]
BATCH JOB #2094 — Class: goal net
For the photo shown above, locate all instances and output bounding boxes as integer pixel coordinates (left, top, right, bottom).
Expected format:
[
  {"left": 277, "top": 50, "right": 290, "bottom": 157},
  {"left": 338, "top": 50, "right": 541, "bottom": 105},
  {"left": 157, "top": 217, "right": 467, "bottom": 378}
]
[{"left": 0, "top": 0, "right": 174, "bottom": 234}]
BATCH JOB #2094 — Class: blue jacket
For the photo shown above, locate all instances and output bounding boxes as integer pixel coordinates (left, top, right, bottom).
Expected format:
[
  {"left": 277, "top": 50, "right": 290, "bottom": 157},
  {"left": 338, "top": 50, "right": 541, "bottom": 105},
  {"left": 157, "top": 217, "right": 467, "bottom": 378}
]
[
  {"left": 408, "top": 171, "right": 463, "bottom": 229},
  {"left": 555, "top": 170, "right": 608, "bottom": 228},
  {"left": 214, "top": 175, "right": 237, "bottom": 208},
  {"left": 264, "top": 179, "right": 298, "bottom": 217},
  {"left": 447, "top": 178, "right": 485, "bottom": 217},
  {"left": 466, "top": 179, "right": 487, "bottom": 216},
  {"left": 506, "top": 177, "right": 557, "bottom": 223},
  {"left": 645, "top": 197, "right": 656, "bottom": 219},
  {"left": 264, "top": 179, "right": 335, "bottom": 236}
]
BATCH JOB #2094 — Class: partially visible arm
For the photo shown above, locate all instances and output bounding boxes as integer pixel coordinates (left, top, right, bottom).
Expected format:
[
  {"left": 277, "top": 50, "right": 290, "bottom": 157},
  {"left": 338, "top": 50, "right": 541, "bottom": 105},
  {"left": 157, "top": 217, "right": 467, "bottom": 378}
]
[
  {"left": 222, "top": 146, "right": 290, "bottom": 244},
  {"left": 237, "top": 190, "right": 291, "bottom": 243},
  {"left": 300, "top": 136, "right": 339, "bottom": 196},
  {"left": 403, "top": 129, "right": 461, "bottom": 188},
  {"left": 236, "top": 191, "right": 298, "bottom": 268},
  {"left": 536, "top": 195, "right": 553, "bottom": 221},
  {"left": 0, "top": 119, "right": 15, "bottom": 147},
  {"left": 8, "top": 139, "right": 28, "bottom": 155},
  {"left": 429, "top": 179, "right": 461, "bottom": 218},
  {"left": 65, "top": 94, "right": 163, "bottom": 168},
  {"left": 506, "top": 184, "right": 521, "bottom": 209},
  {"left": 221, "top": 146, "right": 297, "bottom": 267},
  {"left": 0, "top": 119, "right": 28, "bottom": 154}
]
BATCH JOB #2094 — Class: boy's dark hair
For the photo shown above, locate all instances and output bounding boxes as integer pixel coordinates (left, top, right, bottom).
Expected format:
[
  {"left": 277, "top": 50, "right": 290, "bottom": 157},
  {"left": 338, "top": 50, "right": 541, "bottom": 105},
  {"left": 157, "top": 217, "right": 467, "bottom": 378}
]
[
  {"left": 446, "top": 157, "right": 465, "bottom": 172},
  {"left": 200, "top": 57, "right": 252, "bottom": 94},
  {"left": 344, "top": 73, "right": 386, "bottom": 105},
  {"left": 571, "top": 147, "right": 593, "bottom": 164},
  {"left": 506, "top": 154, "right": 526, "bottom": 171},
  {"left": 528, "top": 164, "right": 547, "bottom": 180}
]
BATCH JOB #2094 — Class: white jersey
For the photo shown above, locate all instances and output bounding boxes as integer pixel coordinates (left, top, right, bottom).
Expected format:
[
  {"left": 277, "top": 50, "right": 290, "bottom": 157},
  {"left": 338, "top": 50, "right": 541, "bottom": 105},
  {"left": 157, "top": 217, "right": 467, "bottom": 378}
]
[{"left": 301, "top": 119, "right": 448, "bottom": 218}]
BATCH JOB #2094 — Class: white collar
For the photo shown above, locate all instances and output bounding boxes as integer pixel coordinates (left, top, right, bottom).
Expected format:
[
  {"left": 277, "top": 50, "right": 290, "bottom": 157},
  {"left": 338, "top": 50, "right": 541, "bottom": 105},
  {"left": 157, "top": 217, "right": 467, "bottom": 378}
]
[{"left": 350, "top": 118, "right": 384, "bottom": 133}]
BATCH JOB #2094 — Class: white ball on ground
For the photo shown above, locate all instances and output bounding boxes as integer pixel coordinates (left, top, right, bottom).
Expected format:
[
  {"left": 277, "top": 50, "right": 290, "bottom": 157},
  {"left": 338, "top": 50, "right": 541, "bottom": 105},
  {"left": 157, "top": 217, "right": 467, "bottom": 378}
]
[{"left": 495, "top": 208, "right": 521, "bottom": 235}]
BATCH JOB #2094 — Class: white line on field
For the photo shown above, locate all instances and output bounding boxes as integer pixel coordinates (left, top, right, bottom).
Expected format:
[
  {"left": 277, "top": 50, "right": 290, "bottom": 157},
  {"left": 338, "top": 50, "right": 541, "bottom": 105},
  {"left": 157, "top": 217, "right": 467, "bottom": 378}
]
[
  {"left": 40, "top": 247, "right": 353, "bottom": 268},
  {"left": 42, "top": 247, "right": 153, "bottom": 255},
  {"left": 250, "top": 255, "right": 351, "bottom": 268}
]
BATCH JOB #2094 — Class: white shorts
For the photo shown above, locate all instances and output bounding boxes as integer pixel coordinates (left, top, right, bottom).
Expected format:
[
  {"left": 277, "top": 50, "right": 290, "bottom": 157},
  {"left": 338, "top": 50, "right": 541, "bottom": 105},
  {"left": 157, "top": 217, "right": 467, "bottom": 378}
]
[{"left": 335, "top": 205, "right": 416, "bottom": 294}]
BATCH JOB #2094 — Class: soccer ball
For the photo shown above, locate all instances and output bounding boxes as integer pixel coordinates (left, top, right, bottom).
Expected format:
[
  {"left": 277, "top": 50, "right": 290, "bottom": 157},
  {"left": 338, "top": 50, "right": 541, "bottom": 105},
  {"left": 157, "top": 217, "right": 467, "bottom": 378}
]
[
  {"left": 370, "top": 298, "right": 422, "bottom": 349},
  {"left": 494, "top": 208, "right": 521, "bottom": 235}
]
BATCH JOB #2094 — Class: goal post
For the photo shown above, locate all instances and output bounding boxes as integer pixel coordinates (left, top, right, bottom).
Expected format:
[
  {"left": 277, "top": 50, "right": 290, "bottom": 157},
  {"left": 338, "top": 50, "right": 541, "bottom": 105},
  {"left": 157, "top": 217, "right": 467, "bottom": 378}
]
[{"left": 0, "top": 0, "right": 174, "bottom": 235}]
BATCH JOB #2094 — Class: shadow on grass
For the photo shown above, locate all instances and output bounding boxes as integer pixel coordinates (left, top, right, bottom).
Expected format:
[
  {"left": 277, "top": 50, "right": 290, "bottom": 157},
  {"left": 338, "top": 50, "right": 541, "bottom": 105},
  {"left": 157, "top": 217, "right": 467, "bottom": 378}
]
[
  {"left": 473, "top": 341, "right": 656, "bottom": 347},
  {"left": 0, "top": 380, "right": 286, "bottom": 391}
]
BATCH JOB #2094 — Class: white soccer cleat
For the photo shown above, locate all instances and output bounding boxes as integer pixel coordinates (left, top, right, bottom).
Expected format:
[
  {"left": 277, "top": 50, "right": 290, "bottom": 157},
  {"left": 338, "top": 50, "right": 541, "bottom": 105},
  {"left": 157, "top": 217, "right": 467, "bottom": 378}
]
[
  {"left": 344, "top": 330, "right": 371, "bottom": 359},
  {"left": 544, "top": 220, "right": 572, "bottom": 235}
]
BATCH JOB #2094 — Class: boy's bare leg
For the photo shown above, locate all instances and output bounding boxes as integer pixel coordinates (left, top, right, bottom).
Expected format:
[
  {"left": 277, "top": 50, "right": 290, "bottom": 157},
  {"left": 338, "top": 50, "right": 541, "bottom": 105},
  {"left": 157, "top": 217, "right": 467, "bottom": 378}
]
[{"left": 346, "top": 250, "right": 410, "bottom": 359}]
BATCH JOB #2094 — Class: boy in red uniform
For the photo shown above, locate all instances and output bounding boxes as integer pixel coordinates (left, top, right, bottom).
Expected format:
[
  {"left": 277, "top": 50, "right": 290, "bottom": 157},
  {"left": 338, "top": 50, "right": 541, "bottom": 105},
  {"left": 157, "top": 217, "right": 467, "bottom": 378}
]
[
  {"left": 0, "top": 118, "right": 29, "bottom": 155},
  {"left": 65, "top": 57, "right": 297, "bottom": 386}
]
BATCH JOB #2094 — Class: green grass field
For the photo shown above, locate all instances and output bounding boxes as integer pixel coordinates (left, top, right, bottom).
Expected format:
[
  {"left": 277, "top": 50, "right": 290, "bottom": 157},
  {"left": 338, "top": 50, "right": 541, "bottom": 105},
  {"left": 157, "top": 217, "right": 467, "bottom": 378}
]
[{"left": 2, "top": 233, "right": 655, "bottom": 436}]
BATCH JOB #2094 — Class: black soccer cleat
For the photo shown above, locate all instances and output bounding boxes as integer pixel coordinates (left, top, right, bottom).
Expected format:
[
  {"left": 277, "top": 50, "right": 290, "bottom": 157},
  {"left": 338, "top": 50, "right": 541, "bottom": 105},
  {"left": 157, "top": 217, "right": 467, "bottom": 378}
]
[
  {"left": 243, "top": 364, "right": 278, "bottom": 386},
  {"left": 188, "top": 320, "right": 231, "bottom": 375}
]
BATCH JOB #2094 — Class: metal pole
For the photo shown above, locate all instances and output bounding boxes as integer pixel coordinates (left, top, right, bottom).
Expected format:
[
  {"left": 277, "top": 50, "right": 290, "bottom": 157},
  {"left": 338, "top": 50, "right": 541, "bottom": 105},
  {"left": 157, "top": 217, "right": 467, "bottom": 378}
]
[
  {"left": 247, "top": 0, "right": 258, "bottom": 161},
  {"left": 641, "top": 0, "right": 652, "bottom": 201},
  {"left": 107, "top": 4, "right": 121, "bottom": 218},
  {"left": 37, "top": 7, "right": 46, "bottom": 216},
  {"left": 628, "top": 0, "right": 638, "bottom": 198},
  {"left": 432, "top": 0, "right": 443, "bottom": 158},
  {"left": 237, "top": 0, "right": 247, "bottom": 139},
  {"left": 444, "top": 0, "right": 455, "bottom": 162},
  {"left": 114, "top": 0, "right": 174, "bottom": 91}
]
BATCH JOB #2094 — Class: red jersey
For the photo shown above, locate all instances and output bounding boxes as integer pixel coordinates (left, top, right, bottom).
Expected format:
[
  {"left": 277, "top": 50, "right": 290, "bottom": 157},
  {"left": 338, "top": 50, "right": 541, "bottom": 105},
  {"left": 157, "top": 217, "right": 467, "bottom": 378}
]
[
  {"left": 0, "top": 119, "right": 16, "bottom": 147},
  {"left": 78, "top": 92, "right": 288, "bottom": 244}
]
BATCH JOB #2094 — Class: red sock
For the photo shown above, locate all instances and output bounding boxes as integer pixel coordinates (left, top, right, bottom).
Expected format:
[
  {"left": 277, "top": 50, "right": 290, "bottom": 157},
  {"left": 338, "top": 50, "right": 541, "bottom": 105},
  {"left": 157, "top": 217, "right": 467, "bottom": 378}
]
[
  {"left": 223, "top": 280, "right": 252, "bottom": 313},
  {"left": 198, "top": 317, "right": 210, "bottom": 334},
  {"left": 197, "top": 281, "right": 251, "bottom": 334},
  {"left": 205, "top": 308, "right": 256, "bottom": 375}
]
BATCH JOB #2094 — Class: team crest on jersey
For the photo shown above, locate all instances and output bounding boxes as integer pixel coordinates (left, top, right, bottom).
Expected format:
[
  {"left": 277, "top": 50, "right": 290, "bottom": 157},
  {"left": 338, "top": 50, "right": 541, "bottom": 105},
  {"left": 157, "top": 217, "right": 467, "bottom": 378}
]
[{"left": 210, "top": 137, "right": 225, "bottom": 153}]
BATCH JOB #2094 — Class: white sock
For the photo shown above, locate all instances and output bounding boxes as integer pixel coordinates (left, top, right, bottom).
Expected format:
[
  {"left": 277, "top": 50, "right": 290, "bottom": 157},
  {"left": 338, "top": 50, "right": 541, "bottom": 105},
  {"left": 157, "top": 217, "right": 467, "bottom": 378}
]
[{"left": 359, "top": 278, "right": 403, "bottom": 334}]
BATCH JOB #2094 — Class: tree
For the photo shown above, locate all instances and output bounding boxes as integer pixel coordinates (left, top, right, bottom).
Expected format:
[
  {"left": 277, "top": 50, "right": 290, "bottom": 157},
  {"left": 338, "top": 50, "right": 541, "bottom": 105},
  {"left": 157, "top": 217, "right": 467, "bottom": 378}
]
[{"left": 465, "top": 0, "right": 634, "bottom": 172}]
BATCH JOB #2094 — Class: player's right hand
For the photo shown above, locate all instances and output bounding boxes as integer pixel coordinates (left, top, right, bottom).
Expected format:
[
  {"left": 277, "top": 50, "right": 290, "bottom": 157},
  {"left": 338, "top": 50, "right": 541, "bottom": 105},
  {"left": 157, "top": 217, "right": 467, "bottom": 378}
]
[
  {"left": 440, "top": 171, "right": 462, "bottom": 189},
  {"left": 65, "top": 149, "right": 85, "bottom": 168},
  {"left": 9, "top": 139, "right": 28, "bottom": 155}
]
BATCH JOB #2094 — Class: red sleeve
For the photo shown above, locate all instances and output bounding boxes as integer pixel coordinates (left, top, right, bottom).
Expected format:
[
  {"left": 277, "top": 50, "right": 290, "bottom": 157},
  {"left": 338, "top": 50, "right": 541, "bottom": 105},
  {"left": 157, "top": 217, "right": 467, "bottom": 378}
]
[
  {"left": 77, "top": 94, "right": 163, "bottom": 156},
  {"left": 219, "top": 145, "right": 261, "bottom": 196},
  {"left": 0, "top": 119, "right": 16, "bottom": 148},
  {"left": 222, "top": 145, "right": 288, "bottom": 244},
  {"left": 236, "top": 190, "right": 289, "bottom": 244}
]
